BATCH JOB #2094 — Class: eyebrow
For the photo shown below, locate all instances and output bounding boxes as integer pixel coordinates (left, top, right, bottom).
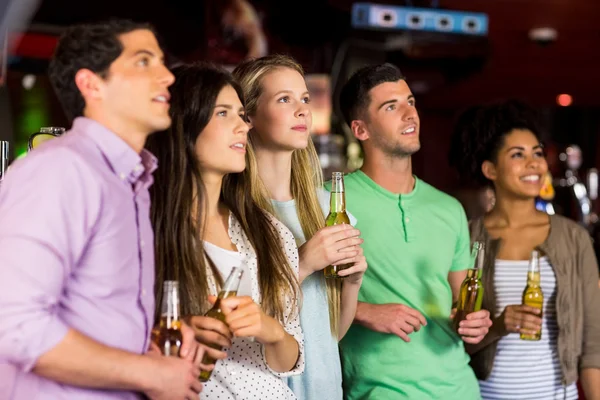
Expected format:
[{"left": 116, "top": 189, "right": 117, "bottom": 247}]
[
  {"left": 215, "top": 104, "right": 245, "bottom": 112},
  {"left": 273, "top": 90, "right": 310, "bottom": 97},
  {"left": 132, "top": 49, "right": 164, "bottom": 61},
  {"left": 377, "top": 95, "right": 415, "bottom": 110},
  {"left": 507, "top": 144, "right": 544, "bottom": 151}
]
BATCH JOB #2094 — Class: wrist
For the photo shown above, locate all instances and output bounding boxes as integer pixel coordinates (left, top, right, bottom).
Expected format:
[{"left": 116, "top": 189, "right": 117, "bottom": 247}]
[
  {"left": 259, "top": 317, "right": 286, "bottom": 345},
  {"left": 354, "top": 302, "right": 371, "bottom": 325},
  {"left": 131, "top": 354, "right": 160, "bottom": 393}
]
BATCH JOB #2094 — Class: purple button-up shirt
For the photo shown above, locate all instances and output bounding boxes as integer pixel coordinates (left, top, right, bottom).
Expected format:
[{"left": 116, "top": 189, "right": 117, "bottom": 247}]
[{"left": 0, "top": 118, "right": 157, "bottom": 399}]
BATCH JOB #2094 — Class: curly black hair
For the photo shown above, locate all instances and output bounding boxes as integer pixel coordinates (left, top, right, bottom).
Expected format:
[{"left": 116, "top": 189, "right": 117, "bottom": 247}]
[
  {"left": 48, "top": 19, "right": 155, "bottom": 121},
  {"left": 448, "top": 99, "right": 543, "bottom": 185}
]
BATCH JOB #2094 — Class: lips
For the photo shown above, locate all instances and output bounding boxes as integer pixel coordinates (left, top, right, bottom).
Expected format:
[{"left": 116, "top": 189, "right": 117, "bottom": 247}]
[
  {"left": 291, "top": 125, "right": 307, "bottom": 132},
  {"left": 401, "top": 126, "right": 417, "bottom": 135},
  {"left": 152, "top": 94, "right": 170, "bottom": 104},
  {"left": 230, "top": 142, "right": 246, "bottom": 153},
  {"left": 520, "top": 174, "right": 541, "bottom": 183}
]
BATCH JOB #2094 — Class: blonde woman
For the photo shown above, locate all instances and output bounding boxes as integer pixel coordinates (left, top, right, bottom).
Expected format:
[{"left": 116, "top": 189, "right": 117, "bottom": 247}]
[{"left": 233, "top": 55, "right": 367, "bottom": 400}]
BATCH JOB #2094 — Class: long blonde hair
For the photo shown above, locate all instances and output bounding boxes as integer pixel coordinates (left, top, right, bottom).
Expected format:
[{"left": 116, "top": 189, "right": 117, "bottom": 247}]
[{"left": 233, "top": 54, "right": 342, "bottom": 336}]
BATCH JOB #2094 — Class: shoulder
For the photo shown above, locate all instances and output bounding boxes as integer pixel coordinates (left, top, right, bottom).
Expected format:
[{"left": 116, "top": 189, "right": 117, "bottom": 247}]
[
  {"left": 264, "top": 211, "right": 297, "bottom": 243},
  {"left": 549, "top": 214, "right": 591, "bottom": 243},
  {"left": 3, "top": 137, "right": 98, "bottom": 194},
  {"left": 418, "top": 179, "right": 465, "bottom": 216}
]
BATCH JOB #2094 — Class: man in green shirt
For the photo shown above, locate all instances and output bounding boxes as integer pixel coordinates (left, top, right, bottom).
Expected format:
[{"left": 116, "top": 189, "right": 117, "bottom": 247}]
[{"left": 333, "top": 64, "right": 492, "bottom": 399}]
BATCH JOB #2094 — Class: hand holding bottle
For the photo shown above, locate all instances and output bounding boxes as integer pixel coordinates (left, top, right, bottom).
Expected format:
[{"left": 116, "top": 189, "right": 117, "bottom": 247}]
[
  {"left": 298, "top": 224, "right": 363, "bottom": 280},
  {"left": 493, "top": 305, "right": 542, "bottom": 337},
  {"left": 219, "top": 296, "right": 286, "bottom": 344},
  {"left": 455, "top": 309, "right": 492, "bottom": 344}
]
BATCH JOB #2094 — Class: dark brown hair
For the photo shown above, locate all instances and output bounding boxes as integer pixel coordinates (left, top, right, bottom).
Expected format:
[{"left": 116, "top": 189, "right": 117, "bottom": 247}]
[{"left": 146, "top": 62, "right": 298, "bottom": 321}]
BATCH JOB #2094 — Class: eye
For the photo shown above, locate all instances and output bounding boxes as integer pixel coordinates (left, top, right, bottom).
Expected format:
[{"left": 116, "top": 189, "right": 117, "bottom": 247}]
[
  {"left": 534, "top": 150, "right": 545, "bottom": 158},
  {"left": 239, "top": 113, "right": 248, "bottom": 122},
  {"left": 385, "top": 104, "right": 396, "bottom": 111},
  {"left": 510, "top": 151, "right": 523, "bottom": 159},
  {"left": 136, "top": 57, "right": 149, "bottom": 67},
  {"left": 217, "top": 110, "right": 227, "bottom": 117},
  {"left": 302, "top": 96, "right": 311, "bottom": 104},
  {"left": 408, "top": 99, "right": 416, "bottom": 106},
  {"left": 278, "top": 96, "right": 290, "bottom": 103}
]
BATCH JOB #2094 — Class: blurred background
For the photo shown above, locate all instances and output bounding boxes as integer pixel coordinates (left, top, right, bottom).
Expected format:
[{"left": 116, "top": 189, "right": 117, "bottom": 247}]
[{"left": 1, "top": 0, "right": 600, "bottom": 222}]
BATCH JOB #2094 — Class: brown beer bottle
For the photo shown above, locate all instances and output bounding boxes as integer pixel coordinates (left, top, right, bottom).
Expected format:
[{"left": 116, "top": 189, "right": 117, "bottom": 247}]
[
  {"left": 324, "top": 172, "right": 352, "bottom": 279},
  {"left": 199, "top": 267, "right": 244, "bottom": 382},
  {"left": 157, "top": 281, "right": 183, "bottom": 357},
  {"left": 454, "top": 242, "right": 485, "bottom": 331},
  {"left": 521, "top": 250, "right": 543, "bottom": 341}
]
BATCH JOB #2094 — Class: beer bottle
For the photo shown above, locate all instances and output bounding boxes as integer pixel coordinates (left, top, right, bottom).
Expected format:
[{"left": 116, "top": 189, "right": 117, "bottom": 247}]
[
  {"left": 454, "top": 242, "right": 485, "bottom": 331},
  {"left": 199, "top": 267, "right": 244, "bottom": 382},
  {"left": 324, "top": 172, "right": 352, "bottom": 279},
  {"left": 521, "top": 250, "right": 543, "bottom": 341},
  {"left": 157, "top": 281, "right": 183, "bottom": 357}
]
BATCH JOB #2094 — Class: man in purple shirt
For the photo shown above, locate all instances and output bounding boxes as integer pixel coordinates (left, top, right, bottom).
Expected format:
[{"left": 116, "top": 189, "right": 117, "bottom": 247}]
[{"left": 0, "top": 20, "right": 205, "bottom": 400}]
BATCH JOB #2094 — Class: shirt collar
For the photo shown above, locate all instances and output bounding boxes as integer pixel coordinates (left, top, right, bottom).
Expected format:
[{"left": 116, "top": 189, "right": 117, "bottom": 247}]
[
  {"left": 354, "top": 169, "right": 420, "bottom": 200},
  {"left": 72, "top": 117, "right": 158, "bottom": 184}
]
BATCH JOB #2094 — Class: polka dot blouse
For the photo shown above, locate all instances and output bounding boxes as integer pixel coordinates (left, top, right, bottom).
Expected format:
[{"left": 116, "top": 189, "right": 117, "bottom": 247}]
[{"left": 201, "top": 212, "right": 305, "bottom": 399}]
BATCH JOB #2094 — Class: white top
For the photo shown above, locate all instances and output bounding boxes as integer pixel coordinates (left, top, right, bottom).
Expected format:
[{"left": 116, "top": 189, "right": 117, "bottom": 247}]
[
  {"left": 203, "top": 241, "right": 251, "bottom": 297},
  {"left": 478, "top": 256, "right": 578, "bottom": 400},
  {"left": 200, "top": 213, "right": 304, "bottom": 400}
]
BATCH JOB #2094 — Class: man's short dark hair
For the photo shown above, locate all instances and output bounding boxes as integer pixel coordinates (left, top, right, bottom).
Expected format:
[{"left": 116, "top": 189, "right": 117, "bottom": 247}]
[
  {"left": 48, "top": 19, "right": 155, "bottom": 121},
  {"left": 339, "top": 63, "right": 405, "bottom": 127}
]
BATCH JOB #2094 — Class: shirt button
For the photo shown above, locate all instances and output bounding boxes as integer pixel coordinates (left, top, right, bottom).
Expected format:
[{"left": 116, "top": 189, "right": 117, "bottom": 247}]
[
  {"left": 119, "top": 172, "right": 126, "bottom": 180},
  {"left": 134, "top": 164, "right": 143, "bottom": 172},
  {"left": 140, "top": 240, "right": 145, "bottom": 247},
  {"left": 142, "top": 289, "right": 147, "bottom": 296},
  {"left": 405, "top": 217, "right": 410, "bottom": 223}
]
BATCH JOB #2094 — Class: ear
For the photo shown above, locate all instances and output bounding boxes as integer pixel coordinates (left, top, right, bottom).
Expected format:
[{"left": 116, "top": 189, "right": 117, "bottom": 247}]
[
  {"left": 74, "top": 69, "right": 104, "bottom": 104},
  {"left": 246, "top": 114, "right": 255, "bottom": 130},
  {"left": 350, "top": 120, "right": 369, "bottom": 142},
  {"left": 481, "top": 160, "right": 497, "bottom": 181}
]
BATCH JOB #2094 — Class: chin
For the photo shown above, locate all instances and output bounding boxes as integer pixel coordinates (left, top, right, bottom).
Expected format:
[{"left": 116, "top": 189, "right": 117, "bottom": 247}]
[{"left": 150, "top": 116, "right": 172, "bottom": 132}]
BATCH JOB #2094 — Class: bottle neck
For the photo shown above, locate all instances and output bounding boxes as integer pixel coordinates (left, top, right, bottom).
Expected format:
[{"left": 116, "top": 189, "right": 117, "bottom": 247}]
[
  {"left": 162, "top": 282, "right": 181, "bottom": 327},
  {"left": 330, "top": 191, "right": 346, "bottom": 213}
]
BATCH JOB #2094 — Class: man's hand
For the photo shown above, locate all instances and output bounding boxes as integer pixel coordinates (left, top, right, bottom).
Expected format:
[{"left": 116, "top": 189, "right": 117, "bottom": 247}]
[
  {"left": 456, "top": 309, "right": 492, "bottom": 344},
  {"left": 143, "top": 355, "right": 203, "bottom": 400},
  {"left": 356, "top": 302, "right": 427, "bottom": 342}
]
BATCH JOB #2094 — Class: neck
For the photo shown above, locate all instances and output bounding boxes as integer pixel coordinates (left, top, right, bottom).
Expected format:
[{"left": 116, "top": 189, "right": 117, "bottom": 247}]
[
  {"left": 202, "top": 172, "right": 225, "bottom": 219},
  {"left": 254, "top": 145, "right": 293, "bottom": 201},
  {"left": 84, "top": 109, "right": 149, "bottom": 153},
  {"left": 361, "top": 148, "right": 415, "bottom": 194},
  {"left": 488, "top": 192, "right": 540, "bottom": 228}
]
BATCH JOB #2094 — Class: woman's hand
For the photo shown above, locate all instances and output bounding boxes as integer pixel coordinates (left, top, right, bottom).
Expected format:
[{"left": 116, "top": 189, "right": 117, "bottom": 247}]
[
  {"left": 336, "top": 245, "right": 367, "bottom": 285},
  {"left": 298, "top": 224, "right": 363, "bottom": 280},
  {"left": 220, "top": 296, "right": 285, "bottom": 345},
  {"left": 493, "top": 304, "right": 542, "bottom": 337}
]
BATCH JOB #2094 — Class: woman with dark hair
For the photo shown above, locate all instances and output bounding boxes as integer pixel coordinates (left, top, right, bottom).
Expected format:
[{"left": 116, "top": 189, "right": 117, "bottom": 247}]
[
  {"left": 146, "top": 63, "right": 303, "bottom": 399},
  {"left": 449, "top": 100, "right": 600, "bottom": 400}
]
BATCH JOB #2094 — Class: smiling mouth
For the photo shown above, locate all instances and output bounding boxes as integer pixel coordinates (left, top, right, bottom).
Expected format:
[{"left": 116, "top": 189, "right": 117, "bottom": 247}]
[
  {"left": 401, "top": 126, "right": 416, "bottom": 135},
  {"left": 520, "top": 175, "right": 541, "bottom": 183},
  {"left": 230, "top": 143, "right": 246, "bottom": 152}
]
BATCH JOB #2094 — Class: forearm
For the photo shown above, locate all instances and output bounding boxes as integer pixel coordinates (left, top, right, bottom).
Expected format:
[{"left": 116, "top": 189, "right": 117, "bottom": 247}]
[
  {"left": 339, "top": 282, "right": 360, "bottom": 339},
  {"left": 354, "top": 301, "right": 371, "bottom": 327},
  {"left": 263, "top": 330, "right": 299, "bottom": 373},
  {"left": 581, "top": 368, "right": 600, "bottom": 400},
  {"left": 33, "top": 328, "right": 155, "bottom": 392}
]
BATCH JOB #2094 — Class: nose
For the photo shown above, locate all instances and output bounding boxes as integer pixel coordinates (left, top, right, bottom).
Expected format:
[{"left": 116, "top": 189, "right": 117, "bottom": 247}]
[
  {"left": 295, "top": 103, "right": 310, "bottom": 119},
  {"left": 236, "top": 115, "right": 250, "bottom": 136},
  {"left": 158, "top": 64, "right": 175, "bottom": 87},
  {"left": 402, "top": 104, "right": 418, "bottom": 122}
]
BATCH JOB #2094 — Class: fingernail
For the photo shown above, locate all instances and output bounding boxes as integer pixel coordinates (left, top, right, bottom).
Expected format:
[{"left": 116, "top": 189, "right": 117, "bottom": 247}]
[{"left": 180, "top": 347, "right": 189, "bottom": 357}]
